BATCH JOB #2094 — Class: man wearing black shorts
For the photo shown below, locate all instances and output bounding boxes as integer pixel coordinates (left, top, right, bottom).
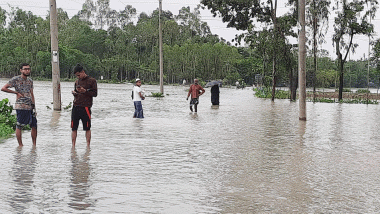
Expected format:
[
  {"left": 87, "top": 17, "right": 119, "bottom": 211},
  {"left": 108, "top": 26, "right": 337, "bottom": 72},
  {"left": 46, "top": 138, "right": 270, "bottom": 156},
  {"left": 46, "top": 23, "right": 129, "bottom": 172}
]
[
  {"left": 71, "top": 64, "right": 97, "bottom": 147},
  {"left": 1, "top": 63, "right": 37, "bottom": 146}
]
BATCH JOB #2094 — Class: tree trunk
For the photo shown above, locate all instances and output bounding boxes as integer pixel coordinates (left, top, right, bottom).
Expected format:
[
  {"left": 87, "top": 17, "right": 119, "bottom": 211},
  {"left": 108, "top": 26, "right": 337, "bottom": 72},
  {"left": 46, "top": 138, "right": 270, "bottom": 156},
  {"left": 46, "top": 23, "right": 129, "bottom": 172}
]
[
  {"left": 271, "top": 57, "right": 277, "bottom": 101},
  {"left": 339, "top": 57, "right": 344, "bottom": 100},
  {"left": 313, "top": 13, "right": 317, "bottom": 101}
]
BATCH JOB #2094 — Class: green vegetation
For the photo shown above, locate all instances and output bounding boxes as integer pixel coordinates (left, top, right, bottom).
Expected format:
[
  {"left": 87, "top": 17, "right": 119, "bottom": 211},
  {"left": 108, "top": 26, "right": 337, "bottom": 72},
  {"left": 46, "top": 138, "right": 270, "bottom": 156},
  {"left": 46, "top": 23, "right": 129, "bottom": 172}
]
[
  {"left": 0, "top": 4, "right": 258, "bottom": 86},
  {"left": 254, "top": 88, "right": 290, "bottom": 99},
  {"left": 64, "top": 102, "right": 72, "bottom": 110},
  {"left": 0, "top": 0, "right": 380, "bottom": 103},
  {"left": 340, "top": 99, "right": 378, "bottom": 104},
  {"left": 308, "top": 98, "right": 335, "bottom": 103},
  {"left": 307, "top": 97, "right": 378, "bottom": 104},
  {"left": 335, "top": 88, "right": 352, "bottom": 92},
  {"left": 0, "top": 98, "right": 17, "bottom": 139},
  {"left": 356, "top": 89, "right": 371, "bottom": 94},
  {"left": 150, "top": 92, "right": 164, "bottom": 97}
]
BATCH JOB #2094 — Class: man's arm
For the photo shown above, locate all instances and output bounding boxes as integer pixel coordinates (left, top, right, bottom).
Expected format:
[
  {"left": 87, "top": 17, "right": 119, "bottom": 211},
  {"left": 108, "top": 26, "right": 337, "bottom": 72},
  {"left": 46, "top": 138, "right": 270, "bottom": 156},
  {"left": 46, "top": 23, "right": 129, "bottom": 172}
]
[
  {"left": 139, "top": 92, "right": 145, "bottom": 100},
  {"left": 87, "top": 80, "right": 97, "bottom": 97},
  {"left": 187, "top": 85, "right": 192, "bottom": 99},
  {"left": 199, "top": 86, "right": 205, "bottom": 96},
  {"left": 31, "top": 88, "right": 35, "bottom": 105},
  {"left": 1, "top": 83, "right": 21, "bottom": 97}
]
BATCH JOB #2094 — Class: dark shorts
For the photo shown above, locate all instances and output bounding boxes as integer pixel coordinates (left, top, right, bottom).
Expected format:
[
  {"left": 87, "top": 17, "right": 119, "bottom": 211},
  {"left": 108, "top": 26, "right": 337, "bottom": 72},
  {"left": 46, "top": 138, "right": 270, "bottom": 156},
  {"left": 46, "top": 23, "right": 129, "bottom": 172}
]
[
  {"left": 71, "top": 106, "right": 91, "bottom": 131},
  {"left": 16, "top": 110, "right": 37, "bottom": 129},
  {"left": 190, "top": 98, "right": 199, "bottom": 106}
]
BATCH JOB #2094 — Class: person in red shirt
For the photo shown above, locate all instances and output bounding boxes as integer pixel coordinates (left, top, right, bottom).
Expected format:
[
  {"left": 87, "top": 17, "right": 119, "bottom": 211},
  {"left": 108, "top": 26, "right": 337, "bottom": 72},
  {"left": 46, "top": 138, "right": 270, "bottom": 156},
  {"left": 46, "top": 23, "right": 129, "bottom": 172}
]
[{"left": 186, "top": 79, "right": 205, "bottom": 112}]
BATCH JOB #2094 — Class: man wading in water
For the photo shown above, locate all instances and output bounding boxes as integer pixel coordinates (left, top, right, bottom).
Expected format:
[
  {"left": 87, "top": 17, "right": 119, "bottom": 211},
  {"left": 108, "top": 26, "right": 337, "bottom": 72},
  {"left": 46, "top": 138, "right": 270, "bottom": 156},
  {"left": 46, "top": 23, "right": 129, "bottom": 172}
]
[
  {"left": 186, "top": 79, "right": 205, "bottom": 113},
  {"left": 71, "top": 64, "right": 97, "bottom": 147},
  {"left": 132, "top": 78, "right": 145, "bottom": 118},
  {"left": 1, "top": 63, "right": 37, "bottom": 146}
]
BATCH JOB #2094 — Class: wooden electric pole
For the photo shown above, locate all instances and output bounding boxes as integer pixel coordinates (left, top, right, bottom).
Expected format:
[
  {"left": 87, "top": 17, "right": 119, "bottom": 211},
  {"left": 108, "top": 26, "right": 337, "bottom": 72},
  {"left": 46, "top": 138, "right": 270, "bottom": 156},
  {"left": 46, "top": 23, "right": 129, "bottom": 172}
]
[
  {"left": 159, "top": 0, "right": 164, "bottom": 93},
  {"left": 299, "top": 0, "right": 306, "bottom": 120},
  {"left": 50, "top": 0, "right": 61, "bottom": 110}
]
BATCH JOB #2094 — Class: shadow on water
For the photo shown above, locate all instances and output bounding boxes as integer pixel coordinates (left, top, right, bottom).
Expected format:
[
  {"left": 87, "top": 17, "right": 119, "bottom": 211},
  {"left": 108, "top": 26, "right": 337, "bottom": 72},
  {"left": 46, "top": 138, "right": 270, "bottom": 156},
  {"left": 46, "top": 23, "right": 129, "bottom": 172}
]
[
  {"left": 9, "top": 146, "right": 37, "bottom": 213},
  {"left": 68, "top": 147, "right": 93, "bottom": 210}
]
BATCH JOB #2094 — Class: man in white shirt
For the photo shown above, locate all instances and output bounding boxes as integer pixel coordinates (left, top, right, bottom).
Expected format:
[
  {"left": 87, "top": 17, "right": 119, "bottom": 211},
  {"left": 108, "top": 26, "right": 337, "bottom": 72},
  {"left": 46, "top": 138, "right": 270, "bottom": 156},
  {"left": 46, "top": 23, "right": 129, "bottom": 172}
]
[{"left": 133, "top": 78, "right": 145, "bottom": 118}]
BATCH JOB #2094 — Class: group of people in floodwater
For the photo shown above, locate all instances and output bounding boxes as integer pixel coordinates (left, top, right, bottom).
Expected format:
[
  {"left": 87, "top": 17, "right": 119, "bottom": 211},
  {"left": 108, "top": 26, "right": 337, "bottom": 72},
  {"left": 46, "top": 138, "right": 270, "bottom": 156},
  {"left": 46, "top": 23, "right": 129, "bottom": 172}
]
[{"left": 1, "top": 63, "right": 221, "bottom": 147}]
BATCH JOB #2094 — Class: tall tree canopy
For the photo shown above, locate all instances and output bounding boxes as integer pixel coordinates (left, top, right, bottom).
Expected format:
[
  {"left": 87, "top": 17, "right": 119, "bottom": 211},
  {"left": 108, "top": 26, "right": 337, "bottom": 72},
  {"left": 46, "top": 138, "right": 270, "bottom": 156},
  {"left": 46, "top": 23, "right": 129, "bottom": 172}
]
[
  {"left": 201, "top": 0, "right": 298, "bottom": 100},
  {"left": 333, "top": 0, "right": 378, "bottom": 100}
]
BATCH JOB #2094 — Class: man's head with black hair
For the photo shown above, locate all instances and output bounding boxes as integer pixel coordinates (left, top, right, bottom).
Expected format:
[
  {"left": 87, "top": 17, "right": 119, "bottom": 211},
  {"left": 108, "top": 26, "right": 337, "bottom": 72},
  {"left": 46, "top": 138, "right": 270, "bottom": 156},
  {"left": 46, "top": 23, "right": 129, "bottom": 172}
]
[
  {"left": 74, "top": 64, "right": 87, "bottom": 80},
  {"left": 19, "top": 63, "right": 31, "bottom": 77},
  {"left": 20, "top": 63, "right": 30, "bottom": 70},
  {"left": 74, "top": 64, "right": 84, "bottom": 74}
]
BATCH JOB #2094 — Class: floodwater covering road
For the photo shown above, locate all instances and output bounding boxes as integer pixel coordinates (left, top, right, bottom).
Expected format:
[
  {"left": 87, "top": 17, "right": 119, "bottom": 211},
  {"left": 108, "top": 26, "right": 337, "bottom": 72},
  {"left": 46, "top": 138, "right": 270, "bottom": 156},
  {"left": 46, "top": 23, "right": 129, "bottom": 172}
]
[{"left": 1, "top": 79, "right": 380, "bottom": 213}]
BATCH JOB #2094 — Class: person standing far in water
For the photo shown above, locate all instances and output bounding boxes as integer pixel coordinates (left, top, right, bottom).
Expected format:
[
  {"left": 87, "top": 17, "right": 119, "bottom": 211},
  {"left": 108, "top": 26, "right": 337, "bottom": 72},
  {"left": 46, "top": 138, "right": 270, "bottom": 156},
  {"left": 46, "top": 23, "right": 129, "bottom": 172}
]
[
  {"left": 71, "top": 64, "right": 97, "bottom": 147},
  {"left": 1, "top": 63, "right": 37, "bottom": 147},
  {"left": 133, "top": 78, "right": 145, "bottom": 118},
  {"left": 211, "top": 84, "right": 220, "bottom": 105},
  {"left": 186, "top": 79, "right": 205, "bottom": 112}
]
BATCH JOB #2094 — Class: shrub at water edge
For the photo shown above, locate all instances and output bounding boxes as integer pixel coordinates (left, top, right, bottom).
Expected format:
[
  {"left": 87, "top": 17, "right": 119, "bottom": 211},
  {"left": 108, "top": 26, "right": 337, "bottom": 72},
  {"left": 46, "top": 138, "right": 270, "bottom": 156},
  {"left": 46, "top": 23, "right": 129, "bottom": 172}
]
[{"left": 0, "top": 98, "right": 17, "bottom": 139}]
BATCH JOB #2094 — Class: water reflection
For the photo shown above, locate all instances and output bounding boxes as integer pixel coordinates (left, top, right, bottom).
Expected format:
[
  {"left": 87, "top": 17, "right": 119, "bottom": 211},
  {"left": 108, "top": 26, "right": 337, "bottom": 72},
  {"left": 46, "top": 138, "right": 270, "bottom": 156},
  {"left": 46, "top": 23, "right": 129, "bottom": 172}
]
[
  {"left": 189, "top": 112, "right": 198, "bottom": 120},
  {"left": 298, "top": 120, "right": 306, "bottom": 143},
  {"left": 9, "top": 146, "right": 37, "bottom": 213},
  {"left": 68, "top": 148, "right": 92, "bottom": 210},
  {"left": 49, "top": 110, "right": 61, "bottom": 128}
]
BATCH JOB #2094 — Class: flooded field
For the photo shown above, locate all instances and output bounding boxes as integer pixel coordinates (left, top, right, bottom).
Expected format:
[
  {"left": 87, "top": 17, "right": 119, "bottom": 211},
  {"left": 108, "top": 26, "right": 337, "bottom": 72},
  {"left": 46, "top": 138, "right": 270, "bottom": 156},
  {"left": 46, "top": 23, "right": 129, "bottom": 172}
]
[{"left": 1, "top": 79, "right": 380, "bottom": 213}]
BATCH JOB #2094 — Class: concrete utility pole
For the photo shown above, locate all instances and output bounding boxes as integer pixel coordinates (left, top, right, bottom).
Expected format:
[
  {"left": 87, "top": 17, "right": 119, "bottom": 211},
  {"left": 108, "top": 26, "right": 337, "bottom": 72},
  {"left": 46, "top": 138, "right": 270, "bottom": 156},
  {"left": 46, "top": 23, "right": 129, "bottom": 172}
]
[
  {"left": 50, "top": 0, "right": 61, "bottom": 110},
  {"left": 159, "top": 0, "right": 164, "bottom": 93},
  {"left": 299, "top": 0, "right": 306, "bottom": 120}
]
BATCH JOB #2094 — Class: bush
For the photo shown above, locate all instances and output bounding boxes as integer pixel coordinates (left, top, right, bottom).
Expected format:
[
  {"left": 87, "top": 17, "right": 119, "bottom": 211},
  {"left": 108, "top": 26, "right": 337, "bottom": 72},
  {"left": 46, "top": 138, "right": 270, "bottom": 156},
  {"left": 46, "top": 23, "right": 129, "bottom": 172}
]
[
  {"left": 0, "top": 98, "right": 17, "bottom": 139},
  {"left": 0, "top": 123, "right": 14, "bottom": 139},
  {"left": 254, "top": 87, "right": 289, "bottom": 99},
  {"left": 356, "top": 89, "right": 371, "bottom": 94},
  {"left": 150, "top": 92, "right": 164, "bottom": 97},
  {"left": 335, "top": 88, "right": 352, "bottom": 92}
]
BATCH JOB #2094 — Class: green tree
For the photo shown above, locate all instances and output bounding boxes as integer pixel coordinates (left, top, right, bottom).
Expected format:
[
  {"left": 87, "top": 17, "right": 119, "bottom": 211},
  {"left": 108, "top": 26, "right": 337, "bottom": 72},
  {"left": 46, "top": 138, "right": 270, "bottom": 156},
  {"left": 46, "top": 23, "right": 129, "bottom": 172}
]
[
  {"left": 306, "top": 0, "right": 331, "bottom": 96},
  {"left": 201, "top": 0, "right": 297, "bottom": 101},
  {"left": 333, "top": 0, "right": 378, "bottom": 100}
]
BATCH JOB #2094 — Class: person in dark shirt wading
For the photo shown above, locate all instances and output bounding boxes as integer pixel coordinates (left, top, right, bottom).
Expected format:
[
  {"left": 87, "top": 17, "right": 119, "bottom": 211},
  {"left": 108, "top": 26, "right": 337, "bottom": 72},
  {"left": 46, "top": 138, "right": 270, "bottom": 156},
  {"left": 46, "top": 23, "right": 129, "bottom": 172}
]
[{"left": 71, "top": 64, "right": 97, "bottom": 147}]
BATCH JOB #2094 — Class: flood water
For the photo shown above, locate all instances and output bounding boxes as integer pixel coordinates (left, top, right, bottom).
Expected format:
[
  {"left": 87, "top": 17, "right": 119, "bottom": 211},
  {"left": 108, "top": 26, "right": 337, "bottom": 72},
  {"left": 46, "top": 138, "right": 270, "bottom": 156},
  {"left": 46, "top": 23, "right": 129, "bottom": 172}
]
[{"left": 1, "top": 79, "right": 380, "bottom": 213}]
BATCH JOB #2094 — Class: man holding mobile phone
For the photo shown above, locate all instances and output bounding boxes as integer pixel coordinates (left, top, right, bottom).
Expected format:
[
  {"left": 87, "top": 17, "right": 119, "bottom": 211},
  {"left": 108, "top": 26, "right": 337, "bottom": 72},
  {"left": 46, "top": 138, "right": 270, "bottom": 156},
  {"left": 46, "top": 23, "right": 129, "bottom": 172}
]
[{"left": 71, "top": 64, "right": 97, "bottom": 147}]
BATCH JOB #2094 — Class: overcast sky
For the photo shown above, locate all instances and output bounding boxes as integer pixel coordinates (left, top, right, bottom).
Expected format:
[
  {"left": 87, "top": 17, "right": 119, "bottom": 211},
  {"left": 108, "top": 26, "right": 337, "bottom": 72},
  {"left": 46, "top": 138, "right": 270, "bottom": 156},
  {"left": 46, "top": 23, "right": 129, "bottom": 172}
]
[{"left": 1, "top": 0, "right": 380, "bottom": 60}]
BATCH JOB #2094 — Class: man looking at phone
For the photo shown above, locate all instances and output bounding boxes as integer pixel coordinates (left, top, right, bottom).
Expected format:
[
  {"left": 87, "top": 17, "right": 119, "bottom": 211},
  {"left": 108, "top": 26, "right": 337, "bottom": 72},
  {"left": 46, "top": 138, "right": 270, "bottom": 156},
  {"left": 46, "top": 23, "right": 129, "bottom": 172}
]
[{"left": 71, "top": 64, "right": 97, "bottom": 147}]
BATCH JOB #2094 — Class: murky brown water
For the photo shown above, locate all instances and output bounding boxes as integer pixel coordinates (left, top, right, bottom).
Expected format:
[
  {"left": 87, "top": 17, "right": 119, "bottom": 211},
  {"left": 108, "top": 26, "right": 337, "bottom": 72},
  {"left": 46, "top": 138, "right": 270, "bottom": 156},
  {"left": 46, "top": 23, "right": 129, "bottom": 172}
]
[{"left": 1, "top": 79, "right": 380, "bottom": 213}]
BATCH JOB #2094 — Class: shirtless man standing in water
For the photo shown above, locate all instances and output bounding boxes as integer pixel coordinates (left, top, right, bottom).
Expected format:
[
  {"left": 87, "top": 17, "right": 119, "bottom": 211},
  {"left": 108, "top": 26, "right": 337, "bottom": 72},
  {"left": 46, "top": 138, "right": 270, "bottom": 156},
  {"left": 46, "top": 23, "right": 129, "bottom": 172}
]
[{"left": 186, "top": 79, "right": 205, "bottom": 113}]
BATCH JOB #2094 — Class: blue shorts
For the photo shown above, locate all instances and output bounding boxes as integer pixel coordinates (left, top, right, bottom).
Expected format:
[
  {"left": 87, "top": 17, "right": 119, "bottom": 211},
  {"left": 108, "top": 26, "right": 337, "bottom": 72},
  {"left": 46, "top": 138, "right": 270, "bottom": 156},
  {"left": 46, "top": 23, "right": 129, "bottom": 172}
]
[{"left": 16, "top": 110, "right": 37, "bottom": 129}]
